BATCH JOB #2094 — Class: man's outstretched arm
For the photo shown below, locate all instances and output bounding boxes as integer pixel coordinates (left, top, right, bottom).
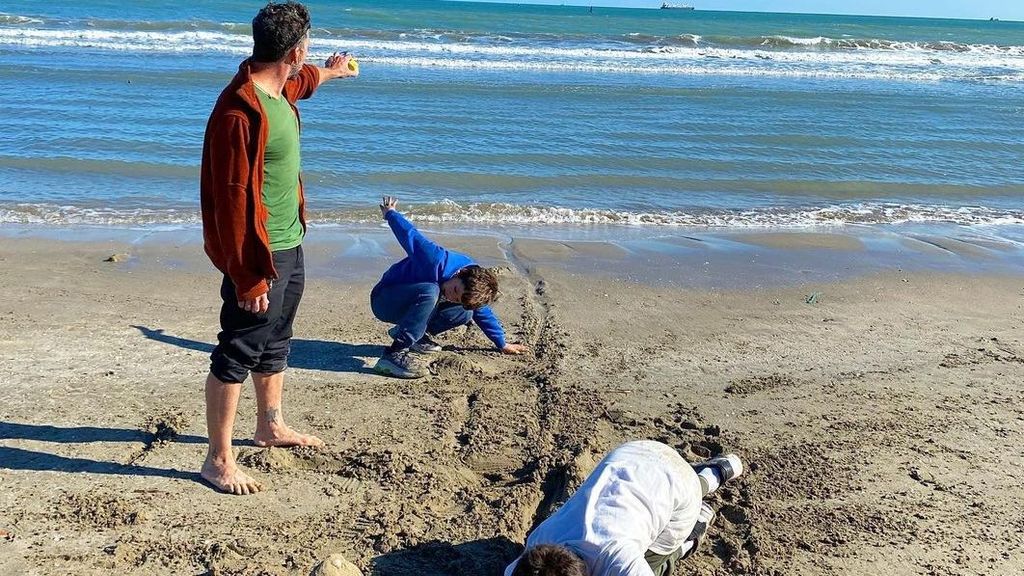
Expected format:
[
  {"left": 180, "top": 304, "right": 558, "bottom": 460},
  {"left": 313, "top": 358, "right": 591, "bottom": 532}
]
[{"left": 283, "top": 54, "right": 358, "bottom": 103}]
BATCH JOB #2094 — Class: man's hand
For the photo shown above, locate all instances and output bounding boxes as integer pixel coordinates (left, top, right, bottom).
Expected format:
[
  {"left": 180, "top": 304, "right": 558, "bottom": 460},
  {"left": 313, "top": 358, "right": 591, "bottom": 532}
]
[
  {"left": 501, "top": 343, "right": 530, "bottom": 355},
  {"left": 380, "top": 195, "right": 398, "bottom": 218},
  {"left": 238, "top": 292, "right": 270, "bottom": 314},
  {"left": 324, "top": 51, "right": 358, "bottom": 79}
]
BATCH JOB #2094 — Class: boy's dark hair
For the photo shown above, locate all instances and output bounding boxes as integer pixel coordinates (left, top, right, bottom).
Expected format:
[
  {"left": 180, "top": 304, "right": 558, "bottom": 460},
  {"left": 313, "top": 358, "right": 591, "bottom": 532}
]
[
  {"left": 457, "top": 265, "right": 500, "bottom": 310},
  {"left": 511, "top": 545, "right": 587, "bottom": 576},
  {"left": 251, "top": 1, "right": 311, "bottom": 63}
]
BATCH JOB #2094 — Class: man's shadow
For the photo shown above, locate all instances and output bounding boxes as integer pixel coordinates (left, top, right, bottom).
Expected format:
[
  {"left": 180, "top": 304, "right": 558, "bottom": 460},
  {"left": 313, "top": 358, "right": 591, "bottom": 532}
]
[
  {"left": 0, "top": 421, "right": 205, "bottom": 445},
  {"left": 131, "top": 325, "right": 381, "bottom": 374},
  {"left": 370, "top": 536, "right": 521, "bottom": 576},
  {"left": 0, "top": 446, "right": 199, "bottom": 482},
  {"left": 0, "top": 421, "right": 206, "bottom": 482}
]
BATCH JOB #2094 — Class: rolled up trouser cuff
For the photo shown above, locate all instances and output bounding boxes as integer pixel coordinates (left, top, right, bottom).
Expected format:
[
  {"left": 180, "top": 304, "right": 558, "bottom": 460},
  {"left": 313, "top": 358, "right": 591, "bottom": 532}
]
[
  {"left": 209, "top": 352, "right": 251, "bottom": 384},
  {"left": 210, "top": 355, "right": 288, "bottom": 384}
]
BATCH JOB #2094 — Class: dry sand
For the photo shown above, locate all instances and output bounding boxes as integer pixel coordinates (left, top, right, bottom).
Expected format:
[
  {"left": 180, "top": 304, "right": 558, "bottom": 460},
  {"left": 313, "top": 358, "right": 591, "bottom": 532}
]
[{"left": 1, "top": 234, "right": 1023, "bottom": 576}]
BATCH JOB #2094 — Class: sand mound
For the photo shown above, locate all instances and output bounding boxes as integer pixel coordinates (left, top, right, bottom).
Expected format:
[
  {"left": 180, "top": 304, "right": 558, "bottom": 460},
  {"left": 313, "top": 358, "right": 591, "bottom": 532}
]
[
  {"left": 53, "top": 491, "right": 145, "bottom": 529},
  {"left": 430, "top": 354, "right": 481, "bottom": 378},
  {"left": 237, "top": 447, "right": 301, "bottom": 472},
  {"left": 337, "top": 448, "right": 420, "bottom": 486},
  {"left": 312, "top": 554, "right": 362, "bottom": 576},
  {"left": 142, "top": 411, "right": 188, "bottom": 443},
  {"left": 725, "top": 373, "right": 798, "bottom": 395}
]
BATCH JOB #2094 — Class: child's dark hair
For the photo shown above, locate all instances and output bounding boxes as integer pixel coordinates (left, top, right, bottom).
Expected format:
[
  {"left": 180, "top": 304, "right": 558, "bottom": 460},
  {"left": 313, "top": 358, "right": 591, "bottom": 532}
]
[
  {"left": 457, "top": 265, "right": 500, "bottom": 310},
  {"left": 511, "top": 545, "right": 587, "bottom": 576},
  {"left": 251, "top": 1, "right": 311, "bottom": 63}
]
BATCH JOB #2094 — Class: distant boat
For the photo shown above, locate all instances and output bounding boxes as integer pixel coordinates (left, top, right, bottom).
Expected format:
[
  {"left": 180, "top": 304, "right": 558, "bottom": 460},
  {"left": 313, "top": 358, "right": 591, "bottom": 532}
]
[{"left": 661, "top": 3, "right": 695, "bottom": 9}]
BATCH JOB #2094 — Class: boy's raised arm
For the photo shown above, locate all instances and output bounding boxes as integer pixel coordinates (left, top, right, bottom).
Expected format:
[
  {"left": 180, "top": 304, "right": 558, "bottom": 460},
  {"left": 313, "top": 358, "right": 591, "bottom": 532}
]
[{"left": 379, "top": 196, "right": 441, "bottom": 258}]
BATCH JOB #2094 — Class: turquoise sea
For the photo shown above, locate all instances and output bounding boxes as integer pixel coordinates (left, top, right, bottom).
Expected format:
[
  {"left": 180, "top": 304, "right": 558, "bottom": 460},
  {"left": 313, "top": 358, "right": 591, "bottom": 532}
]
[{"left": 1, "top": 0, "right": 1022, "bottom": 242}]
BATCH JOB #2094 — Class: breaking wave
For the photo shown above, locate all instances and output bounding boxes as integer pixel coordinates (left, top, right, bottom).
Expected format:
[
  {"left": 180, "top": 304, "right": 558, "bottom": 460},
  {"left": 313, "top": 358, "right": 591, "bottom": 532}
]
[
  {"left": 2, "top": 201, "right": 1021, "bottom": 228},
  {"left": 1, "top": 18, "right": 1023, "bottom": 82}
]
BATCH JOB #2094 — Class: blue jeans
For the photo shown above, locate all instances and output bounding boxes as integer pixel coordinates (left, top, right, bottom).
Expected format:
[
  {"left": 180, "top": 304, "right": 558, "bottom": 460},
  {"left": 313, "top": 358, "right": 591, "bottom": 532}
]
[{"left": 370, "top": 282, "right": 472, "bottom": 351}]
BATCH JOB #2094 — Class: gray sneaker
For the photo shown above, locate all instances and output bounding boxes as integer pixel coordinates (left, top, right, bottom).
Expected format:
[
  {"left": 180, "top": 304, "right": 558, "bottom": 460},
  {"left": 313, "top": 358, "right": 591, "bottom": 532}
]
[
  {"left": 413, "top": 334, "right": 443, "bottom": 354},
  {"left": 374, "top": 348, "right": 430, "bottom": 379},
  {"left": 387, "top": 326, "right": 443, "bottom": 355}
]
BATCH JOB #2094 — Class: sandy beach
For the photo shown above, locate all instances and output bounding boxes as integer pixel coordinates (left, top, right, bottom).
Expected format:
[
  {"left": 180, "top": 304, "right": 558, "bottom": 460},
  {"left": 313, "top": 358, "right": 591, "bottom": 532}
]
[
  {"left": 3, "top": 0, "right": 1023, "bottom": 573},
  {"left": 0, "top": 231, "right": 1022, "bottom": 576}
]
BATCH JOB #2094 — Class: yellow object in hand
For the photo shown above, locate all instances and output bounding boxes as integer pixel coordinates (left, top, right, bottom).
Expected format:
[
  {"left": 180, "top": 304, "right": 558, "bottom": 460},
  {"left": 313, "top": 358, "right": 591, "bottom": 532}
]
[{"left": 347, "top": 58, "right": 359, "bottom": 74}]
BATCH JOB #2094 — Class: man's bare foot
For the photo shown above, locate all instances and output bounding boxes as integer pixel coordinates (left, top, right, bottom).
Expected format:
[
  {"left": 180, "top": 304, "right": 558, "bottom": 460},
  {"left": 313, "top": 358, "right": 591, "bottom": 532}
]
[
  {"left": 253, "top": 424, "right": 325, "bottom": 448},
  {"left": 201, "top": 457, "right": 264, "bottom": 495}
]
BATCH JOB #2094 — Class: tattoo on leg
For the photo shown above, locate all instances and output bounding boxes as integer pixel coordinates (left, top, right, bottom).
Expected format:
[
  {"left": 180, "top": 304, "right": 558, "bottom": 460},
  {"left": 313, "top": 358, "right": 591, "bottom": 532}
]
[{"left": 266, "top": 407, "right": 281, "bottom": 424}]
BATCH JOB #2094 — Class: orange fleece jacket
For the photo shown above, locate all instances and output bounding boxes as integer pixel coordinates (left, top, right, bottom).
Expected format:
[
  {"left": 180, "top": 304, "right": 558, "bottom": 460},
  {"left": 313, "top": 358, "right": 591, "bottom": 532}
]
[{"left": 200, "top": 60, "right": 319, "bottom": 300}]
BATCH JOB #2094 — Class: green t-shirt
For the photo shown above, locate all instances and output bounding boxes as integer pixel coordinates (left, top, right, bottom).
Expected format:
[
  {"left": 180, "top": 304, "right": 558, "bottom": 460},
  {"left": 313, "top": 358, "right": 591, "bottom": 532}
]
[{"left": 255, "top": 85, "right": 304, "bottom": 251}]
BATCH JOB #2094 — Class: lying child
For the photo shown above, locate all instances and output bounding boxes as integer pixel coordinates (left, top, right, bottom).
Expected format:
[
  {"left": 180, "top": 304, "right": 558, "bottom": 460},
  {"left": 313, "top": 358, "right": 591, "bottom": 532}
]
[
  {"left": 505, "top": 440, "right": 743, "bottom": 576},
  {"left": 372, "top": 196, "right": 528, "bottom": 378}
]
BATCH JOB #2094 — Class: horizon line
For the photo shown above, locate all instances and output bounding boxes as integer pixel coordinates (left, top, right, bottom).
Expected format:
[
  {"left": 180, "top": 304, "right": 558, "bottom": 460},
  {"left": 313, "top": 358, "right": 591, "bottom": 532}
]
[{"left": 443, "top": 0, "right": 1020, "bottom": 23}]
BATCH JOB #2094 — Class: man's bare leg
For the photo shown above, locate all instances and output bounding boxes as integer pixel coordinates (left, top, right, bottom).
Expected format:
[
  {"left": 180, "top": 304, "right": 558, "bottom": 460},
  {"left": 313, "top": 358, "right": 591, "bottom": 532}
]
[
  {"left": 252, "top": 371, "right": 324, "bottom": 448},
  {"left": 201, "top": 373, "right": 264, "bottom": 495}
]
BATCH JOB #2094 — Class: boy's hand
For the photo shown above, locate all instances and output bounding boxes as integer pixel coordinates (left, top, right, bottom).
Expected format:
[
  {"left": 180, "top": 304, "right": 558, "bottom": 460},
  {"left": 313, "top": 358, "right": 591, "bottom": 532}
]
[
  {"left": 380, "top": 195, "right": 398, "bottom": 218},
  {"left": 501, "top": 343, "right": 530, "bottom": 355}
]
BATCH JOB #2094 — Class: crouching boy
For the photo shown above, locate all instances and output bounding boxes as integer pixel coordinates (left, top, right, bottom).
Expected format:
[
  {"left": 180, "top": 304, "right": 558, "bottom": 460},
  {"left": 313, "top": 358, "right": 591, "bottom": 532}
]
[
  {"left": 505, "top": 440, "right": 743, "bottom": 576},
  {"left": 372, "top": 196, "right": 528, "bottom": 378}
]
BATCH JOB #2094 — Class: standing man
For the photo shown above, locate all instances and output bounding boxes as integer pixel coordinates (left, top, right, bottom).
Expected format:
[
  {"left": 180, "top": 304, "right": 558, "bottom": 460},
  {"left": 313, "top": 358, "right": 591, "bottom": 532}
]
[{"left": 199, "top": 1, "right": 357, "bottom": 495}]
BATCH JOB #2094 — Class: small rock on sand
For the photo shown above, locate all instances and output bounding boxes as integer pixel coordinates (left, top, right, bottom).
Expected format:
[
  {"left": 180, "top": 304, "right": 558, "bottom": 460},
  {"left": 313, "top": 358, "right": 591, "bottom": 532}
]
[
  {"left": 311, "top": 554, "right": 362, "bottom": 576},
  {"left": 103, "top": 253, "right": 129, "bottom": 263}
]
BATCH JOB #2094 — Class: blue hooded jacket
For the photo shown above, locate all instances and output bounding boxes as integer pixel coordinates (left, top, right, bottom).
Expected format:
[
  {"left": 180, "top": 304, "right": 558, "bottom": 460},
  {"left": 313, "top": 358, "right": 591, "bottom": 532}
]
[{"left": 378, "top": 210, "right": 506, "bottom": 349}]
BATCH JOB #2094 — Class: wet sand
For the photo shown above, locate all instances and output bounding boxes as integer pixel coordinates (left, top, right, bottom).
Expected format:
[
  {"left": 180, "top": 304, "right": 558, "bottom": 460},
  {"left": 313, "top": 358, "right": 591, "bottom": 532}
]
[{"left": 1, "top": 232, "right": 1023, "bottom": 576}]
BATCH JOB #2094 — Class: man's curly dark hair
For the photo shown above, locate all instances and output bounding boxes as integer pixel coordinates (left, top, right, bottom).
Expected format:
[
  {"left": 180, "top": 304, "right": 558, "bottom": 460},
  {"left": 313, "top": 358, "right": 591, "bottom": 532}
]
[
  {"left": 251, "top": 1, "right": 311, "bottom": 63},
  {"left": 511, "top": 545, "right": 588, "bottom": 576}
]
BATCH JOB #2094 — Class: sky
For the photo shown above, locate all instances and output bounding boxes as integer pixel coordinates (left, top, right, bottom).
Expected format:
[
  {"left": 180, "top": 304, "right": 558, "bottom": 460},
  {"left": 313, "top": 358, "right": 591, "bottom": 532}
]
[{"left": 465, "top": 0, "right": 1024, "bottom": 20}]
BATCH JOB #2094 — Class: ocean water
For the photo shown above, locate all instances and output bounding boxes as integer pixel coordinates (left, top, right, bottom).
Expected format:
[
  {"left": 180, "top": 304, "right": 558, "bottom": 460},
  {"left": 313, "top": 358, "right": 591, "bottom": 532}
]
[{"left": 1, "top": 0, "right": 1022, "bottom": 234}]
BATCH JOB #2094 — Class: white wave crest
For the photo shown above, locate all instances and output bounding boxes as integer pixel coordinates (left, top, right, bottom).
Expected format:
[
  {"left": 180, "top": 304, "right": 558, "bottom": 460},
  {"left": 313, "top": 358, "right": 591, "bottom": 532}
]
[
  {"left": 6, "top": 201, "right": 1017, "bottom": 228},
  {"left": 0, "top": 13, "right": 44, "bottom": 25},
  {"left": 0, "top": 204, "right": 201, "bottom": 226},
  {"left": 1, "top": 26, "right": 1023, "bottom": 82},
  {"left": 0, "top": 28, "right": 252, "bottom": 55},
  {"left": 762, "top": 35, "right": 831, "bottom": 46},
  {"left": 402, "top": 200, "right": 1024, "bottom": 227}
]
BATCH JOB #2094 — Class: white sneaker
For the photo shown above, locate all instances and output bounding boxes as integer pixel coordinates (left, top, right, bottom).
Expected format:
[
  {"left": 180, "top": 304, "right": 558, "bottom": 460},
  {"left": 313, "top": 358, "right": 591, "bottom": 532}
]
[{"left": 693, "top": 454, "right": 744, "bottom": 484}]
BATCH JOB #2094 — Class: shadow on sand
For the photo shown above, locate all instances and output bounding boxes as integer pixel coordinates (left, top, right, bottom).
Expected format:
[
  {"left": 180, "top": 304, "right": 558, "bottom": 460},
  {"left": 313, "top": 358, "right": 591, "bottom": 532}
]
[
  {"left": 131, "top": 325, "right": 381, "bottom": 374},
  {"left": 0, "top": 445, "right": 200, "bottom": 482},
  {"left": 370, "top": 536, "right": 521, "bottom": 576},
  {"left": 0, "top": 421, "right": 246, "bottom": 485},
  {"left": 0, "top": 421, "right": 205, "bottom": 445}
]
